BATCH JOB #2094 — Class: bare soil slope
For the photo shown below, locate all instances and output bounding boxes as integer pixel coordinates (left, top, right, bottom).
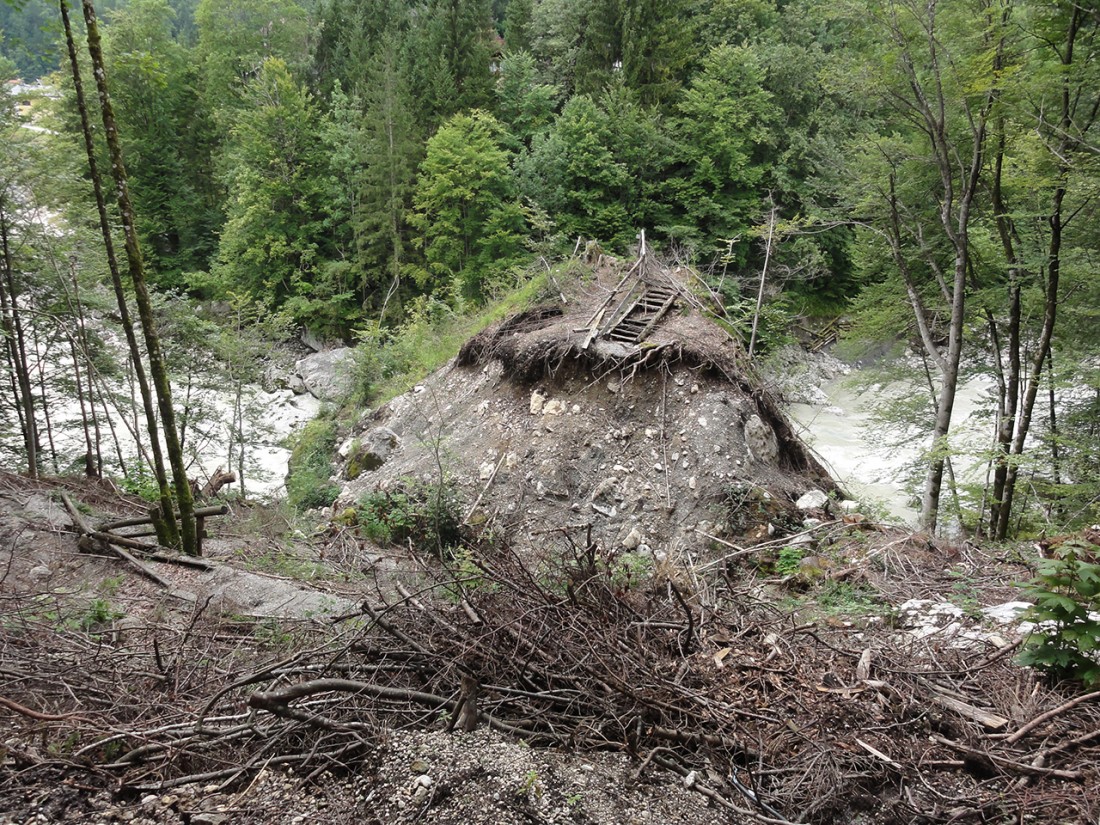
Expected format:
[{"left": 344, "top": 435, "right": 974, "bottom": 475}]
[{"left": 338, "top": 258, "right": 836, "bottom": 562}]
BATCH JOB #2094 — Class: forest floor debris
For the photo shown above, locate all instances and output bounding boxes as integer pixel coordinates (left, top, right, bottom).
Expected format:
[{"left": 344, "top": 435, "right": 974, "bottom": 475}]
[{"left": 2, "top": 468, "right": 1099, "bottom": 824}]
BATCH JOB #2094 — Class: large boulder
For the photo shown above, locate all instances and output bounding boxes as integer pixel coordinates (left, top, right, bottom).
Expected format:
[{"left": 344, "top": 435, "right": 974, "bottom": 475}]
[
  {"left": 293, "top": 348, "right": 355, "bottom": 402},
  {"left": 346, "top": 427, "right": 401, "bottom": 480}
]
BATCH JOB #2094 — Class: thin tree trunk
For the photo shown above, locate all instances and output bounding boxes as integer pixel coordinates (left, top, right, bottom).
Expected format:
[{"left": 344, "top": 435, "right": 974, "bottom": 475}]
[
  {"left": 69, "top": 260, "right": 103, "bottom": 476},
  {"left": 59, "top": 0, "right": 178, "bottom": 545},
  {"left": 883, "top": 0, "right": 994, "bottom": 533},
  {"left": 996, "top": 185, "right": 1063, "bottom": 540},
  {"left": 748, "top": 199, "right": 776, "bottom": 360},
  {"left": 987, "top": 113, "right": 1022, "bottom": 537},
  {"left": 68, "top": 332, "right": 96, "bottom": 476},
  {"left": 80, "top": 0, "right": 197, "bottom": 554},
  {"left": 83, "top": 0, "right": 199, "bottom": 553},
  {"left": 1046, "top": 345, "right": 1062, "bottom": 524},
  {"left": 992, "top": 7, "right": 1084, "bottom": 540},
  {"left": 30, "top": 322, "right": 58, "bottom": 473},
  {"left": 94, "top": 369, "right": 127, "bottom": 476},
  {"left": 0, "top": 200, "right": 39, "bottom": 477}
]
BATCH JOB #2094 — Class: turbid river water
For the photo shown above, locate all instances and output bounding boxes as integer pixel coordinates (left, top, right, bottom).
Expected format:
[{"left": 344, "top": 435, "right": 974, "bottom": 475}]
[{"left": 787, "top": 370, "right": 995, "bottom": 526}]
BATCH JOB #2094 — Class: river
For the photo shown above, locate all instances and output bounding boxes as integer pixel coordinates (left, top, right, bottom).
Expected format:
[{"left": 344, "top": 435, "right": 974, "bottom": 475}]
[{"left": 787, "top": 369, "right": 995, "bottom": 526}]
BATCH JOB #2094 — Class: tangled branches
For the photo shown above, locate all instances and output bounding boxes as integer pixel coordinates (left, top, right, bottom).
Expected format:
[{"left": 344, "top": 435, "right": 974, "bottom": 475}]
[{"left": 2, "top": 527, "right": 1100, "bottom": 823}]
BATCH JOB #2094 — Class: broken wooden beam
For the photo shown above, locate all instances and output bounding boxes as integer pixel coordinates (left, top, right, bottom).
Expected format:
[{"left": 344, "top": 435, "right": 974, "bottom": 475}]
[{"left": 99, "top": 504, "right": 228, "bottom": 532}]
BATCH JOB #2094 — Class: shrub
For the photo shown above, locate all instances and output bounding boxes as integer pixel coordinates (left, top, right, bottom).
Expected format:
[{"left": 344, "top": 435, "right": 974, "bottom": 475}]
[
  {"left": 1018, "top": 539, "right": 1100, "bottom": 687},
  {"left": 358, "top": 479, "right": 463, "bottom": 555},
  {"left": 286, "top": 418, "right": 340, "bottom": 511}
]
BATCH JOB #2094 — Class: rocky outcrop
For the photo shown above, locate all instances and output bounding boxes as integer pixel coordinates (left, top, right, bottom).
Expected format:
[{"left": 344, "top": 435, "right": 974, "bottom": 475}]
[{"left": 292, "top": 348, "right": 355, "bottom": 402}]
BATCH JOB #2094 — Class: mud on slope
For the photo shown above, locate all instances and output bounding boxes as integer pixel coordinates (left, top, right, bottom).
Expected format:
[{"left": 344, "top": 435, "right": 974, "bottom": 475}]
[{"left": 337, "top": 262, "right": 838, "bottom": 559}]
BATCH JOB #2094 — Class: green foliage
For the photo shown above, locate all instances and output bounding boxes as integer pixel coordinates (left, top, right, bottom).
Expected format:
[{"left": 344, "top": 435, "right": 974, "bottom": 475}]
[
  {"left": 195, "top": 0, "right": 311, "bottom": 113},
  {"left": 1018, "top": 540, "right": 1100, "bottom": 687},
  {"left": 442, "top": 546, "right": 499, "bottom": 599},
  {"left": 286, "top": 418, "right": 340, "bottom": 511},
  {"left": 495, "top": 51, "right": 556, "bottom": 149},
  {"left": 410, "top": 110, "right": 526, "bottom": 302},
  {"left": 80, "top": 598, "right": 122, "bottom": 631},
  {"left": 347, "top": 46, "right": 420, "bottom": 321},
  {"left": 516, "top": 768, "right": 543, "bottom": 800},
  {"left": 502, "top": 0, "right": 533, "bottom": 52},
  {"left": 620, "top": 0, "right": 693, "bottom": 106},
  {"left": 775, "top": 545, "right": 805, "bottom": 576},
  {"left": 351, "top": 268, "right": 552, "bottom": 406},
  {"left": 404, "top": 0, "right": 495, "bottom": 127},
  {"left": 0, "top": 0, "right": 58, "bottom": 80},
  {"left": 103, "top": 0, "right": 219, "bottom": 285},
  {"left": 206, "top": 58, "right": 354, "bottom": 335},
  {"left": 610, "top": 551, "right": 655, "bottom": 590},
  {"left": 117, "top": 464, "right": 164, "bottom": 503},
  {"left": 672, "top": 44, "right": 777, "bottom": 252},
  {"left": 519, "top": 89, "right": 672, "bottom": 251},
  {"left": 357, "top": 478, "right": 463, "bottom": 555},
  {"left": 814, "top": 581, "right": 885, "bottom": 617},
  {"left": 722, "top": 290, "right": 793, "bottom": 355}
]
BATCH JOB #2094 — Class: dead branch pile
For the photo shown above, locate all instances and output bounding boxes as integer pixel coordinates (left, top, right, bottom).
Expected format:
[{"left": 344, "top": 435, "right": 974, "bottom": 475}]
[{"left": 2, "top": 527, "right": 1098, "bottom": 823}]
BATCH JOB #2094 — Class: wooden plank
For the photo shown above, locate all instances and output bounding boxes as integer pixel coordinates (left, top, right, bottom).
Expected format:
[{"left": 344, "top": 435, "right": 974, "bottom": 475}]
[
  {"left": 633, "top": 291, "right": 678, "bottom": 342},
  {"left": 580, "top": 307, "right": 607, "bottom": 350},
  {"left": 928, "top": 691, "right": 1009, "bottom": 730}
]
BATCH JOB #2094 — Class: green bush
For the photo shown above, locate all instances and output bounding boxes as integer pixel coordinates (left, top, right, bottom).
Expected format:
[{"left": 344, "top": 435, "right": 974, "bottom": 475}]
[
  {"left": 286, "top": 418, "right": 340, "bottom": 511},
  {"left": 350, "top": 271, "right": 554, "bottom": 407},
  {"left": 775, "top": 545, "right": 805, "bottom": 576},
  {"left": 80, "top": 598, "right": 121, "bottom": 631},
  {"left": 116, "top": 465, "right": 163, "bottom": 503},
  {"left": 1018, "top": 539, "right": 1100, "bottom": 687},
  {"left": 358, "top": 479, "right": 463, "bottom": 555}
]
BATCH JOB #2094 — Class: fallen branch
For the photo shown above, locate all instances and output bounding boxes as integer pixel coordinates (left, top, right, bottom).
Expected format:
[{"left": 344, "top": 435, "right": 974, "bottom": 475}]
[
  {"left": 0, "top": 694, "right": 93, "bottom": 723},
  {"left": 76, "top": 534, "right": 172, "bottom": 589},
  {"left": 1005, "top": 690, "right": 1100, "bottom": 745},
  {"left": 99, "top": 503, "right": 228, "bottom": 532},
  {"left": 930, "top": 736, "right": 1083, "bottom": 781},
  {"left": 926, "top": 691, "right": 1009, "bottom": 731}
]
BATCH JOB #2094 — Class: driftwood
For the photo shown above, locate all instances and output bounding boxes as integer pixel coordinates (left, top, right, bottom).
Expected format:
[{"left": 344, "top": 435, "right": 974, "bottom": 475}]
[
  {"left": 927, "top": 690, "right": 1010, "bottom": 731},
  {"left": 199, "top": 468, "right": 237, "bottom": 500}
]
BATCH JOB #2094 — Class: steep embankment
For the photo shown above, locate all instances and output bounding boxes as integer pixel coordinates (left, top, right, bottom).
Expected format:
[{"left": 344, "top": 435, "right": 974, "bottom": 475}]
[{"left": 336, "top": 256, "right": 838, "bottom": 560}]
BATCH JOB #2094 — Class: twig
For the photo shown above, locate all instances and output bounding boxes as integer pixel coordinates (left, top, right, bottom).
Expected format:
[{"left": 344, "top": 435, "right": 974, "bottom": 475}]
[
  {"left": 462, "top": 451, "right": 507, "bottom": 525},
  {"left": 930, "top": 735, "right": 1083, "bottom": 780},
  {"left": 855, "top": 738, "right": 898, "bottom": 765},
  {"left": 1005, "top": 690, "right": 1100, "bottom": 744},
  {"left": 0, "top": 694, "right": 93, "bottom": 723}
]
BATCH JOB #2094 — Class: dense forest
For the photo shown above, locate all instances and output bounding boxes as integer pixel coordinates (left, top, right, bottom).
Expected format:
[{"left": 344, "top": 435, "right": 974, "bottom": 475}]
[{"left": 1, "top": 0, "right": 1099, "bottom": 542}]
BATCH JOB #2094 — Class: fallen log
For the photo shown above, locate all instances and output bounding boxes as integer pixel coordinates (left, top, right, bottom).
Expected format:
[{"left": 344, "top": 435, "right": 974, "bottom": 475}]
[{"left": 100, "top": 503, "right": 229, "bottom": 531}]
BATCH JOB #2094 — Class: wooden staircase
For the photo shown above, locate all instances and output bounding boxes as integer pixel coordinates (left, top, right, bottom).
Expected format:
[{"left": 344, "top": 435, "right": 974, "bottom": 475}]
[{"left": 603, "top": 282, "right": 678, "bottom": 345}]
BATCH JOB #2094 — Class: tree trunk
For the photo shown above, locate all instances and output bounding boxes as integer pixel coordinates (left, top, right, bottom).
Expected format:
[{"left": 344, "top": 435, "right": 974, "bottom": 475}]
[
  {"left": 990, "top": 7, "right": 1085, "bottom": 540},
  {"left": 0, "top": 200, "right": 39, "bottom": 477},
  {"left": 877, "top": 0, "right": 994, "bottom": 533},
  {"left": 59, "top": 0, "right": 179, "bottom": 545},
  {"left": 986, "top": 118, "right": 1022, "bottom": 538},
  {"left": 747, "top": 198, "right": 776, "bottom": 360},
  {"left": 79, "top": 0, "right": 197, "bottom": 554}
]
